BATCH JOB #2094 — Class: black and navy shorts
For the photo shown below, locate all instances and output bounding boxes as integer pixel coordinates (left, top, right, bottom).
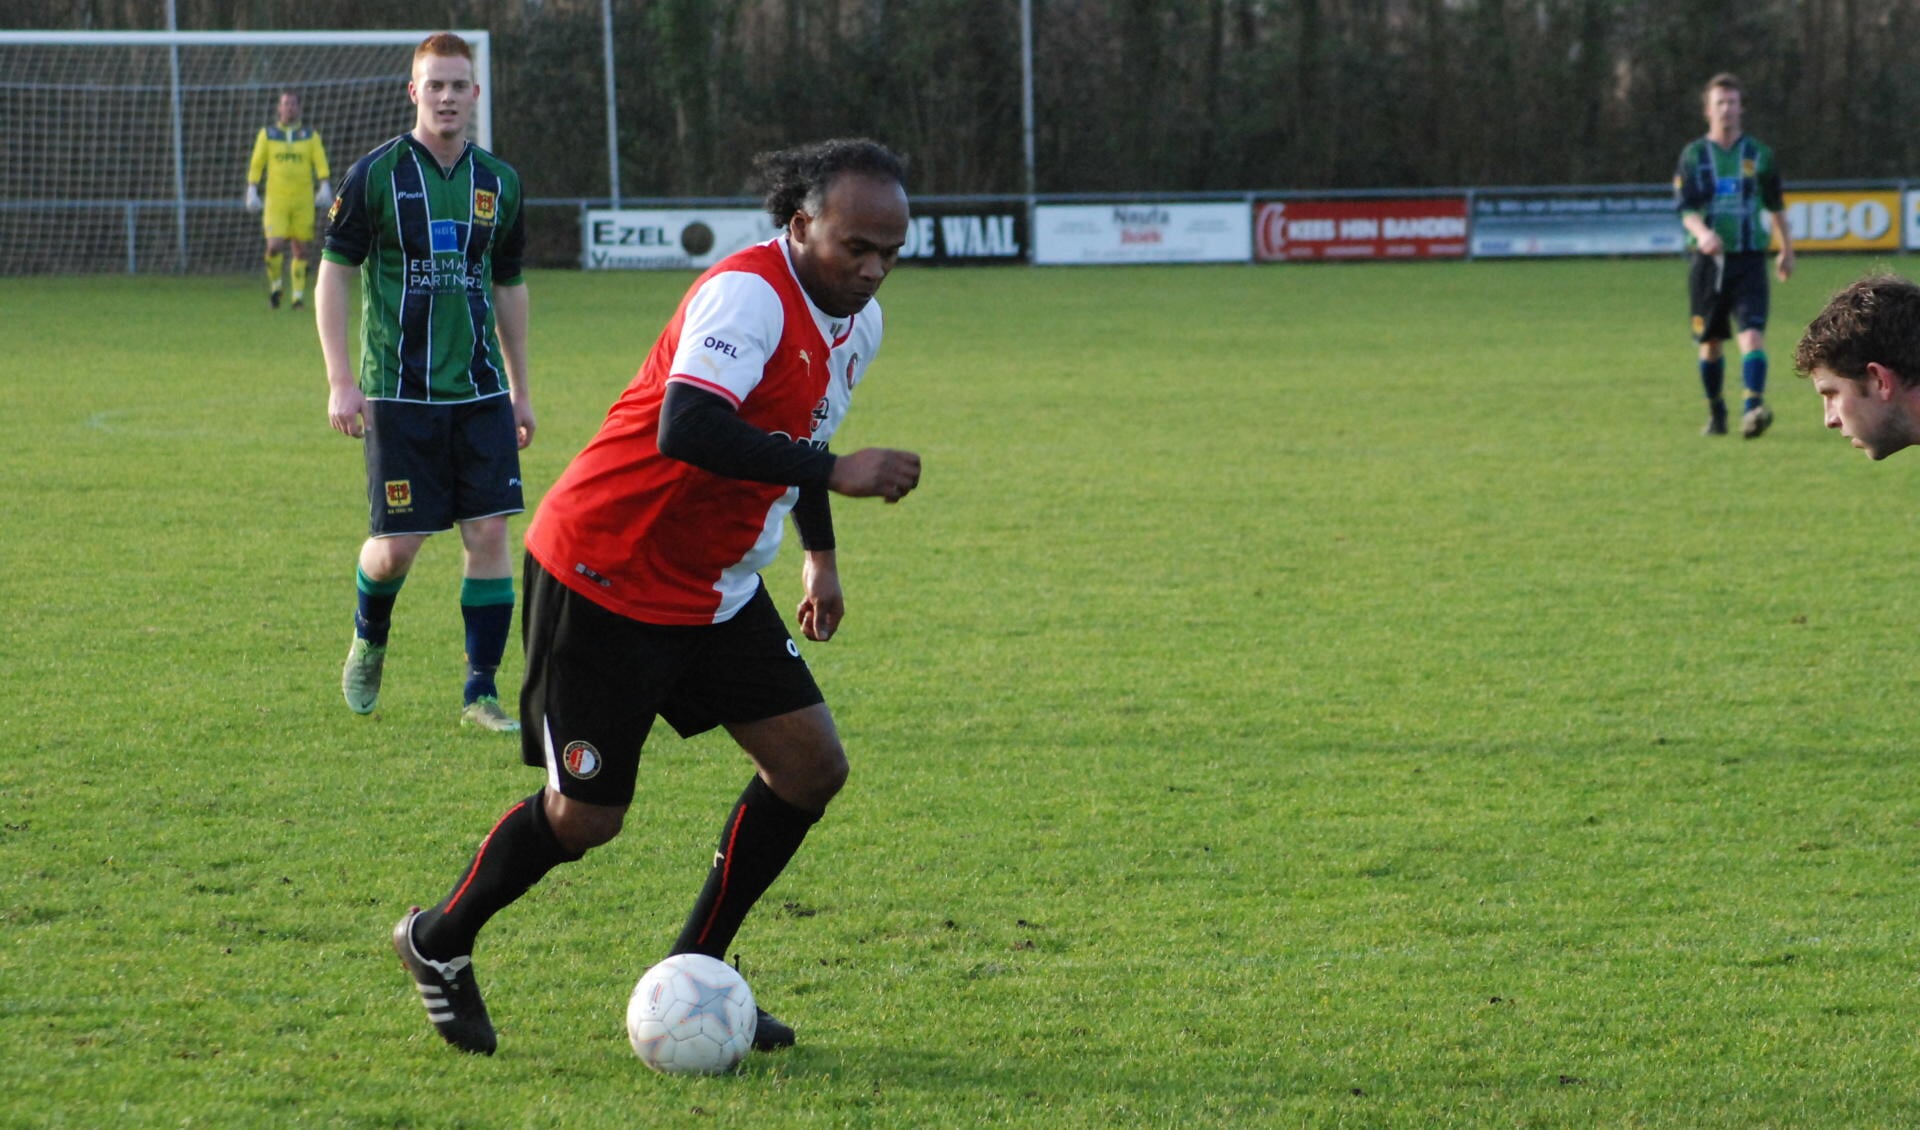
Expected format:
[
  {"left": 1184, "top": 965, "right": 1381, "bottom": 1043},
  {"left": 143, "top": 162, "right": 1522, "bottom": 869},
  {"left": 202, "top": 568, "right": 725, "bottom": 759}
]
[
  {"left": 1688, "top": 251, "right": 1770, "bottom": 343},
  {"left": 517, "top": 556, "right": 826, "bottom": 807},
  {"left": 363, "top": 396, "right": 524, "bottom": 537}
]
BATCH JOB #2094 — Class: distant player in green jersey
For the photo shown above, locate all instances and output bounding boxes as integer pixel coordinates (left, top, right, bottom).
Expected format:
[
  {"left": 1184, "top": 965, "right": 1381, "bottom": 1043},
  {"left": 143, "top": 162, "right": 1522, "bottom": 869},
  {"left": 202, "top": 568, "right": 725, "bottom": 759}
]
[
  {"left": 315, "top": 32, "right": 535, "bottom": 734},
  {"left": 1675, "top": 72, "right": 1796, "bottom": 439},
  {"left": 245, "top": 89, "right": 331, "bottom": 310}
]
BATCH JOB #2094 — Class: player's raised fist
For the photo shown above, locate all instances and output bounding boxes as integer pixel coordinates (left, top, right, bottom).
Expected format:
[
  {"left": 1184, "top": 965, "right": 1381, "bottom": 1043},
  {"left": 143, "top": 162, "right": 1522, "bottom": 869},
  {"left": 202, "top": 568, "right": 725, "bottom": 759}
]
[{"left": 828, "top": 447, "right": 920, "bottom": 503}]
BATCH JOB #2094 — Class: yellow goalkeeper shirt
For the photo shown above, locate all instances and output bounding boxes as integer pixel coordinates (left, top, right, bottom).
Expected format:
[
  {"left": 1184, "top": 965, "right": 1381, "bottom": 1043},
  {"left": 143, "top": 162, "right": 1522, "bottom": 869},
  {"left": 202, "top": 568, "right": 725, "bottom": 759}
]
[{"left": 248, "top": 122, "right": 330, "bottom": 201}]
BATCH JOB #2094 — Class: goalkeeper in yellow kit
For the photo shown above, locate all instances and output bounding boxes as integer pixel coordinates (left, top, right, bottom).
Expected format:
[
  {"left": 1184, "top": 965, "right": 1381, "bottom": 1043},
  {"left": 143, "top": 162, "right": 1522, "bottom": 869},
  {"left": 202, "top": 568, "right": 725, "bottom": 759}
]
[{"left": 245, "top": 90, "right": 331, "bottom": 310}]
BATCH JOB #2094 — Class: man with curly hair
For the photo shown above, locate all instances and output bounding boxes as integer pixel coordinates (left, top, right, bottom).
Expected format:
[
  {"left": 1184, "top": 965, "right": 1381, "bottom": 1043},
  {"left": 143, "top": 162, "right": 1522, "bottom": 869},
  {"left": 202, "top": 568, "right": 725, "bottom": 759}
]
[
  {"left": 391, "top": 137, "right": 920, "bottom": 1056},
  {"left": 1796, "top": 275, "right": 1920, "bottom": 460}
]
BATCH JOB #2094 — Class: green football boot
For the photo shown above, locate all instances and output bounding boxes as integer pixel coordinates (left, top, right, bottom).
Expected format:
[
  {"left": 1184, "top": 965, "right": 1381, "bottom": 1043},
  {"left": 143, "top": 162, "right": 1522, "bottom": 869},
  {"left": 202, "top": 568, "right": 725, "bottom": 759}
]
[
  {"left": 342, "top": 636, "right": 386, "bottom": 714},
  {"left": 460, "top": 695, "right": 519, "bottom": 733}
]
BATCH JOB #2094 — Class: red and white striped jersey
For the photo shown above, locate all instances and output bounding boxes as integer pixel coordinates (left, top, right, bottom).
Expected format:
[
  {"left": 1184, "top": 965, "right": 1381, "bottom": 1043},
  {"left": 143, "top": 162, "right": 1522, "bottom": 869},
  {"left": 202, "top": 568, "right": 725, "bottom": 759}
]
[{"left": 525, "top": 237, "right": 884, "bottom": 625}]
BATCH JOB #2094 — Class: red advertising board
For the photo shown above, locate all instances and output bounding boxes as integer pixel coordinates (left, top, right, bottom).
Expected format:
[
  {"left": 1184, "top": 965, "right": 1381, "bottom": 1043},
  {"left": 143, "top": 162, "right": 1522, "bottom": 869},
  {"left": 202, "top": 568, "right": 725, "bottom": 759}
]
[{"left": 1255, "top": 197, "right": 1469, "bottom": 262}]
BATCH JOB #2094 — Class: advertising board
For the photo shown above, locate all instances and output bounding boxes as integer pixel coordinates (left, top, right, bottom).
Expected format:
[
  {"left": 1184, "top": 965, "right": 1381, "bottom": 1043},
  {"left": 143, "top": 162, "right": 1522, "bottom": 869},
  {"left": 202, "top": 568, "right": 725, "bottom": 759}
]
[
  {"left": 583, "top": 209, "right": 777, "bottom": 270},
  {"left": 1470, "top": 192, "right": 1683, "bottom": 258},
  {"left": 899, "top": 201, "right": 1027, "bottom": 265},
  {"left": 1780, "top": 190, "right": 1900, "bottom": 252},
  {"left": 1254, "top": 197, "right": 1468, "bottom": 261},
  {"left": 1032, "top": 202, "right": 1250, "bottom": 265}
]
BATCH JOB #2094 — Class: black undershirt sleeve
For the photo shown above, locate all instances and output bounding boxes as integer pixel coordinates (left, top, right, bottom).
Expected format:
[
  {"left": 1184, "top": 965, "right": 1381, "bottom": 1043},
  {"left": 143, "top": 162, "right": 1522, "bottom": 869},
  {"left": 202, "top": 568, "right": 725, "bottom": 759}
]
[
  {"left": 790, "top": 484, "right": 836, "bottom": 552},
  {"left": 657, "top": 381, "right": 838, "bottom": 489}
]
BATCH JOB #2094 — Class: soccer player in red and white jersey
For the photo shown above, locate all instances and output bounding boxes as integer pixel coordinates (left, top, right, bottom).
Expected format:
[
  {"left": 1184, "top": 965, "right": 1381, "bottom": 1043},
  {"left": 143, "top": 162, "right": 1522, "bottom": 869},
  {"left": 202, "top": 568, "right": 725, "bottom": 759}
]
[{"left": 391, "top": 138, "right": 921, "bottom": 1056}]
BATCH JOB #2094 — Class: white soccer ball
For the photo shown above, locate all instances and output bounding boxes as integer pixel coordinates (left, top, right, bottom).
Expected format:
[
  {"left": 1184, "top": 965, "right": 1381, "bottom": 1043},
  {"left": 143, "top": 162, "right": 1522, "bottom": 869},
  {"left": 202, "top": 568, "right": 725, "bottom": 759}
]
[{"left": 625, "top": 953, "right": 758, "bottom": 1075}]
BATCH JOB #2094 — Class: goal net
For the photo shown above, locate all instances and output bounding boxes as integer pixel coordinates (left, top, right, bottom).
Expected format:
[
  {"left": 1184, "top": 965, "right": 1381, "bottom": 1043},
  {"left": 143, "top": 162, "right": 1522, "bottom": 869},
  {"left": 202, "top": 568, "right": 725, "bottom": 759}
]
[{"left": 0, "top": 30, "right": 491, "bottom": 275}]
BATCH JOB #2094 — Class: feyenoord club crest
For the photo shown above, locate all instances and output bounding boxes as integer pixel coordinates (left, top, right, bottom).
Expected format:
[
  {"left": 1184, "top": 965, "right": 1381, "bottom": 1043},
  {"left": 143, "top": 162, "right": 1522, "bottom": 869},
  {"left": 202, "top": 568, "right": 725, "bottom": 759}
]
[{"left": 562, "top": 740, "right": 602, "bottom": 779}]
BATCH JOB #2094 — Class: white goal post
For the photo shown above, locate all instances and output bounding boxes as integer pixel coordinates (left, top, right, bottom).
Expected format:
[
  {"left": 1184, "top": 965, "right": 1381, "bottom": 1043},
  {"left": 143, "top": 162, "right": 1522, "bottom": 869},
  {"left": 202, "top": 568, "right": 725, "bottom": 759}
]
[{"left": 0, "top": 29, "right": 491, "bottom": 274}]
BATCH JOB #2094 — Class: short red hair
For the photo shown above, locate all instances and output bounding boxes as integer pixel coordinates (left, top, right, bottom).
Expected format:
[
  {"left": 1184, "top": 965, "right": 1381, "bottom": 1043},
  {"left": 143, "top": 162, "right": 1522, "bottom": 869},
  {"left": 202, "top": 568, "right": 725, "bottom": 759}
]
[{"left": 414, "top": 32, "right": 473, "bottom": 67}]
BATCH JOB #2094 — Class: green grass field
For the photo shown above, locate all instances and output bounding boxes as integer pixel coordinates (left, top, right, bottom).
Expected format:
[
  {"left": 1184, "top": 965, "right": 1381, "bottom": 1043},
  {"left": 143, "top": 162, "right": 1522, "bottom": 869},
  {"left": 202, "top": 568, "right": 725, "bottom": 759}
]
[{"left": 4, "top": 254, "right": 1918, "bottom": 1128}]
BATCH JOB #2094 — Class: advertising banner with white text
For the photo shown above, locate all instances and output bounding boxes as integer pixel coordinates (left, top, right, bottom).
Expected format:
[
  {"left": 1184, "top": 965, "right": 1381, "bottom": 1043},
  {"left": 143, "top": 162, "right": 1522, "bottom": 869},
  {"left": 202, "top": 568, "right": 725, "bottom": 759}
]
[
  {"left": 582, "top": 209, "right": 778, "bottom": 270},
  {"left": 898, "top": 201, "right": 1027, "bottom": 265},
  {"left": 1032, "top": 202, "right": 1251, "bottom": 265},
  {"left": 1780, "top": 190, "right": 1900, "bottom": 252},
  {"left": 1254, "top": 197, "right": 1468, "bottom": 261},
  {"left": 1470, "top": 192, "right": 1684, "bottom": 258}
]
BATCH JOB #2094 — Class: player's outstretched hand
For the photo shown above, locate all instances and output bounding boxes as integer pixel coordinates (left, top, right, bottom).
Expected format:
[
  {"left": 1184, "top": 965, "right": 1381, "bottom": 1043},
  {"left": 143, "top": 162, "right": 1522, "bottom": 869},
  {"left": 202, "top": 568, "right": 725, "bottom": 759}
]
[
  {"left": 828, "top": 448, "right": 920, "bottom": 503},
  {"left": 328, "top": 382, "right": 368, "bottom": 438}
]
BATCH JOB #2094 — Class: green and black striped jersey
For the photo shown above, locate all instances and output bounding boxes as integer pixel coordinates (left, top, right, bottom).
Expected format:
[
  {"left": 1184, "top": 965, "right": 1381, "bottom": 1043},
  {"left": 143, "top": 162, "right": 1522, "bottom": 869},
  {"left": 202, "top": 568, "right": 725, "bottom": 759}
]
[
  {"left": 1674, "top": 135, "right": 1784, "bottom": 255},
  {"left": 322, "top": 135, "right": 526, "bottom": 402}
]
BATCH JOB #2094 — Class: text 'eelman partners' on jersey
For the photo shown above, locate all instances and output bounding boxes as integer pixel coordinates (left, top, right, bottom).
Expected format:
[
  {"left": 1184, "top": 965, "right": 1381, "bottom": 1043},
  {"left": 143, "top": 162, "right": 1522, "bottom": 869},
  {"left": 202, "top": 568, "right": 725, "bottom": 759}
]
[
  {"left": 322, "top": 135, "right": 526, "bottom": 403},
  {"left": 1674, "top": 134, "right": 1784, "bottom": 256}
]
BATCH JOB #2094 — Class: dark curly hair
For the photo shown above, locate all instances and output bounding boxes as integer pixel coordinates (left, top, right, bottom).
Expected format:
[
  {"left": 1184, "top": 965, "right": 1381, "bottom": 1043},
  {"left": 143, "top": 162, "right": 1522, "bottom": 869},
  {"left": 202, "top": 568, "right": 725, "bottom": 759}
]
[
  {"left": 755, "top": 138, "right": 907, "bottom": 228},
  {"left": 1795, "top": 275, "right": 1920, "bottom": 387}
]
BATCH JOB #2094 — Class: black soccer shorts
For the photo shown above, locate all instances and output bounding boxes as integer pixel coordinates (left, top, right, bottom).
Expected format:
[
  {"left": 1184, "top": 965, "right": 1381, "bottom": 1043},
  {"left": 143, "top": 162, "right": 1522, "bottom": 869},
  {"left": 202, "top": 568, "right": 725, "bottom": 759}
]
[
  {"left": 363, "top": 396, "right": 524, "bottom": 536},
  {"left": 517, "top": 556, "right": 826, "bottom": 807},
  {"left": 1688, "top": 250, "right": 1770, "bottom": 343}
]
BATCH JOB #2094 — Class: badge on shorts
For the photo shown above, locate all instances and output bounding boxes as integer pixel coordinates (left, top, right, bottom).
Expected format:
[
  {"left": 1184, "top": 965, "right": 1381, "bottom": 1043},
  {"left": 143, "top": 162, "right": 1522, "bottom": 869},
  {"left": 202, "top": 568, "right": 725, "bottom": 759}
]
[
  {"left": 384, "top": 480, "right": 412, "bottom": 510},
  {"left": 562, "top": 740, "right": 602, "bottom": 780},
  {"left": 1691, "top": 315, "right": 1706, "bottom": 336}
]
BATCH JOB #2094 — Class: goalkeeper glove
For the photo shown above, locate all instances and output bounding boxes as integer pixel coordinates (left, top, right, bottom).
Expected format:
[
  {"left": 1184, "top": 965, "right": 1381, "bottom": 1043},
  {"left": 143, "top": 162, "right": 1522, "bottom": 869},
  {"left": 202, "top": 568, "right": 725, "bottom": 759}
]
[
  {"left": 314, "top": 180, "right": 333, "bottom": 209},
  {"left": 244, "top": 184, "right": 263, "bottom": 213}
]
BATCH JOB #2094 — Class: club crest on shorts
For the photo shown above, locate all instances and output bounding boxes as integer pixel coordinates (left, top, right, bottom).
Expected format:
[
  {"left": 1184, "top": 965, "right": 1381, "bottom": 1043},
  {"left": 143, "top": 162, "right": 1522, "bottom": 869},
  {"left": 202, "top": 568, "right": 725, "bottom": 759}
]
[
  {"left": 562, "top": 740, "right": 602, "bottom": 779},
  {"left": 385, "top": 480, "right": 413, "bottom": 510}
]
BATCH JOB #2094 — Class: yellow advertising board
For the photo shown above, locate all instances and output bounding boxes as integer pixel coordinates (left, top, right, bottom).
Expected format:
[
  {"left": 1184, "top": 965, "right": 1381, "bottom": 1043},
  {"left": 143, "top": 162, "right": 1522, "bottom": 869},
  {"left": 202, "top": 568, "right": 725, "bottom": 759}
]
[{"left": 1776, "top": 190, "right": 1901, "bottom": 251}]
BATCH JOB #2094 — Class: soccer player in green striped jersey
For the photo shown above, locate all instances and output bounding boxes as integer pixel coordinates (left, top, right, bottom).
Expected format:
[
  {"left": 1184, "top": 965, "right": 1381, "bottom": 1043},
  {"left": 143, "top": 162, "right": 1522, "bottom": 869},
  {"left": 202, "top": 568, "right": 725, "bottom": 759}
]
[
  {"left": 315, "top": 32, "right": 535, "bottom": 734},
  {"left": 1675, "top": 72, "right": 1796, "bottom": 439}
]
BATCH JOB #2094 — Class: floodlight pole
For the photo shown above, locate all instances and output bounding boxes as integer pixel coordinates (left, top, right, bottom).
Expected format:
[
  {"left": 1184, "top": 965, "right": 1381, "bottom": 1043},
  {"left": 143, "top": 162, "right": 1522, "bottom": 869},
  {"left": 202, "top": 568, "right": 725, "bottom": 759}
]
[
  {"left": 166, "top": 0, "right": 188, "bottom": 271},
  {"left": 1021, "top": 0, "right": 1035, "bottom": 245},
  {"left": 602, "top": 0, "right": 621, "bottom": 208}
]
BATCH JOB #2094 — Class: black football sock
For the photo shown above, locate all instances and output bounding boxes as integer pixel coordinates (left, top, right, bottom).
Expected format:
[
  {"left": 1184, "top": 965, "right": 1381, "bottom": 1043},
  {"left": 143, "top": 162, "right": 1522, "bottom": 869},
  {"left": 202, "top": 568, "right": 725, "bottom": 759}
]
[
  {"left": 413, "top": 791, "right": 581, "bottom": 960},
  {"left": 1698, "top": 356, "right": 1726, "bottom": 402},
  {"left": 459, "top": 577, "right": 514, "bottom": 704},
  {"left": 1741, "top": 350, "right": 1768, "bottom": 412},
  {"left": 356, "top": 567, "right": 406, "bottom": 646},
  {"left": 670, "top": 775, "right": 822, "bottom": 960}
]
